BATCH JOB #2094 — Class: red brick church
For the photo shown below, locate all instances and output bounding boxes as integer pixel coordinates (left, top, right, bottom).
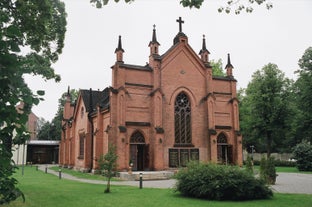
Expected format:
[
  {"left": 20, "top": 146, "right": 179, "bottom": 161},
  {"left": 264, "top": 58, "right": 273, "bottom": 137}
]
[{"left": 59, "top": 17, "right": 243, "bottom": 172}]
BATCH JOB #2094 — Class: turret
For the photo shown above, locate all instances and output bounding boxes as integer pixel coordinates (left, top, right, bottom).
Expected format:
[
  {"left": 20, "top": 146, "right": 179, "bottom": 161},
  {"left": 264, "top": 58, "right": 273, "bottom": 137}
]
[
  {"left": 149, "top": 24, "right": 160, "bottom": 56},
  {"left": 199, "top": 35, "right": 210, "bottom": 64},
  {"left": 225, "top": 53, "right": 234, "bottom": 78},
  {"left": 115, "top": 35, "right": 124, "bottom": 63}
]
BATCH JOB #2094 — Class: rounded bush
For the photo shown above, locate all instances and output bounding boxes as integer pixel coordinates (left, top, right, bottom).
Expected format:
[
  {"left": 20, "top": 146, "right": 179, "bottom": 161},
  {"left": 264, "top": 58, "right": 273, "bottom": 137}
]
[
  {"left": 292, "top": 140, "right": 312, "bottom": 171},
  {"left": 175, "top": 162, "right": 273, "bottom": 201}
]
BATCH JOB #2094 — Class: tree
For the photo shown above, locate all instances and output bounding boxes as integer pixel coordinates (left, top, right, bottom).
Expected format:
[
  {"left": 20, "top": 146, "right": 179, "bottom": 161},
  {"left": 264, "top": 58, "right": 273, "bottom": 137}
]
[
  {"left": 210, "top": 59, "right": 225, "bottom": 76},
  {"left": 37, "top": 89, "right": 78, "bottom": 140},
  {"left": 0, "top": 0, "right": 66, "bottom": 204},
  {"left": 239, "top": 63, "right": 292, "bottom": 157},
  {"left": 90, "top": 0, "right": 273, "bottom": 14},
  {"left": 292, "top": 47, "right": 312, "bottom": 144},
  {"left": 98, "top": 144, "right": 118, "bottom": 193}
]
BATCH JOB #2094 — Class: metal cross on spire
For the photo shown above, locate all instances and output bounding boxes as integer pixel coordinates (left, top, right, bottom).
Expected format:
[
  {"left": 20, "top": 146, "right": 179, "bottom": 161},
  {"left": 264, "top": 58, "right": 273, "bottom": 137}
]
[{"left": 176, "top": 17, "right": 184, "bottom": 33}]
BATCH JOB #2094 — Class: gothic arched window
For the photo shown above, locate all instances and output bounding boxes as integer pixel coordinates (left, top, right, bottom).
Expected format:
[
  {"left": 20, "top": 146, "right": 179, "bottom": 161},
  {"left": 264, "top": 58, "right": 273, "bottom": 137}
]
[{"left": 174, "top": 92, "right": 192, "bottom": 145}]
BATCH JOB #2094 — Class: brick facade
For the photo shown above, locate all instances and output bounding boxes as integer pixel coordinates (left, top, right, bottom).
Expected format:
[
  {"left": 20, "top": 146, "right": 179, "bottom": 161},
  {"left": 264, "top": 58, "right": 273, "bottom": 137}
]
[{"left": 59, "top": 18, "right": 243, "bottom": 172}]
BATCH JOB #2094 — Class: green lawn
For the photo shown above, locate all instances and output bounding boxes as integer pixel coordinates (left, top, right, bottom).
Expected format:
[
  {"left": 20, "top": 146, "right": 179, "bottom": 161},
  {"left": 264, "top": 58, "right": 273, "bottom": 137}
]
[
  {"left": 252, "top": 165, "right": 312, "bottom": 174},
  {"left": 48, "top": 166, "right": 121, "bottom": 181},
  {"left": 5, "top": 166, "right": 312, "bottom": 207}
]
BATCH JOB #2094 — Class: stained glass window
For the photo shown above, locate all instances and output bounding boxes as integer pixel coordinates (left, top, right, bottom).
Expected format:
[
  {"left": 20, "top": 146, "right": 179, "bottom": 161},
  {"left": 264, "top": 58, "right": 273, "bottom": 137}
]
[{"left": 174, "top": 92, "right": 191, "bottom": 144}]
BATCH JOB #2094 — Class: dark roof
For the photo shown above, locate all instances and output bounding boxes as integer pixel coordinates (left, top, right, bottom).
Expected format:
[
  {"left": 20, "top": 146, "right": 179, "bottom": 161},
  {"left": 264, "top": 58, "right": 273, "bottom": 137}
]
[
  {"left": 80, "top": 88, "right": 110, "bottom": 113},
  {"left": 118, "top": 63, "right": 153, "bottom": 71}
]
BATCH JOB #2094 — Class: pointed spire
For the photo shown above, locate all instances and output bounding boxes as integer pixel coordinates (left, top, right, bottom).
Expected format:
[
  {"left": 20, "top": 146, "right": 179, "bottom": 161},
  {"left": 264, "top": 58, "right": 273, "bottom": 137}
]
[
  {"left": 149, "top": 24, "right": 160, "bottom": 46},
  {"left": 199, "top": 35, "right": 210, "bottom": 64},
  {"left": 199, "top": 35, "right": 210, "bottom": 55},
  {"left": 225, "top": 53, "right": 233, "bottom": 69},
  {"left": 66, "top": 86, "right": 71, "bottom": 102},
  {"left": 67, "top": 86, "right": 70, "bottom": 96},
  {"left": 89, "top": 88, "right": 94, "bottom": 114},
  {"left": 149, "top": 24, "right": 160, "bottom": 56},
  {"left": 115, "top": 35, "right": 124, "bottom": 53},
  {"left": 115, "top": 35, "right": 124, "bottom": 62},
  {"left": 225, "top": 53, "right": 234, "bottom": 78}
]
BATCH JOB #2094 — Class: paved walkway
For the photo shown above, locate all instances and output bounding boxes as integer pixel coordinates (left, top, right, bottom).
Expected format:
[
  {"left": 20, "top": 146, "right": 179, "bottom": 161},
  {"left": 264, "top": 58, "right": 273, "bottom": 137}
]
[{"left": 39, "top": 166, "right": 312, "bottom": 194}]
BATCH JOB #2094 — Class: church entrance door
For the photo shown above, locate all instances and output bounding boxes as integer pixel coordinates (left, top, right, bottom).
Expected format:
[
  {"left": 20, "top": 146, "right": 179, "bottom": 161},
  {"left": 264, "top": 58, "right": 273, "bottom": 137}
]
[{"left": 129, "top": 131, "right": 149, "bottom": 171}]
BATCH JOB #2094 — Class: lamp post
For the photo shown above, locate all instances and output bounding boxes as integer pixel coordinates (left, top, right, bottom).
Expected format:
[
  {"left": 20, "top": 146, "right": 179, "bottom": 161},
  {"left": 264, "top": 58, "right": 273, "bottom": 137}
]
[
  {"left": 59, "top": 168, "right": 62, "bottom": 179},
  {"left": 139, "top": 173, "right": 143, "bottom": 189},
  {"left": 250, "top": 145, "right": 255, "bottom": 161}
]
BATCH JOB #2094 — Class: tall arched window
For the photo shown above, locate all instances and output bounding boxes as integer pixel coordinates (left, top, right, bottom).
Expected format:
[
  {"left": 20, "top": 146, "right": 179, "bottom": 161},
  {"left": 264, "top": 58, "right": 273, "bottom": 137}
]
[{"left": 174, "top": 92, "right": 192, "bottom": 145}]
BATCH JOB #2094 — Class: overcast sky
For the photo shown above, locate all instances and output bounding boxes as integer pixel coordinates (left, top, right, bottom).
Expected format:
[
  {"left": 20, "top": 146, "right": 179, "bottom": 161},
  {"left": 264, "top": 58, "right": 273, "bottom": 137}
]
[{"left": 25, "top": 0, "right": 312, "bottom": 121}]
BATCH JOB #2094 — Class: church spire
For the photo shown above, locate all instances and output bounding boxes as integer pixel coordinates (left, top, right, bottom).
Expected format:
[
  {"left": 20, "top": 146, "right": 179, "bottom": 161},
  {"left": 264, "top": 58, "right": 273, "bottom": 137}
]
[
  {"left": 225, "top": 53, "right": 234, "bottom": 77},
  {"left": 65, "top": 85, "right": 72, "bottom": 103},
  {"left": 199, "top": 34, "right": 210, "bottom": 63},
  {"left": 115, "top": 35, "right": 124, "bottom": 62},
  {"left": 149, "top": 24, "right": 160, "bottom": 55}
]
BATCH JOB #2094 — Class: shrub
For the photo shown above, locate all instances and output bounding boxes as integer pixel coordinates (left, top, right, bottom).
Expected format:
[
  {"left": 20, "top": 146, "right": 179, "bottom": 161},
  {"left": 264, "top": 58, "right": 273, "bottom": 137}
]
[
  {"left": 175, "top": 162, "right": 273, "bottom": 201},
  {"left": 260, "top": 156, "right": 277, "bottom": 185},
  {"left": 292, "top": 140, "right": 312, "bottom": 171},
  {"left": 273, "top": 159, "right": 296, "bottom": 167},
  {"left": 247, "top": 159, "right": 296, "bottom": 167}
]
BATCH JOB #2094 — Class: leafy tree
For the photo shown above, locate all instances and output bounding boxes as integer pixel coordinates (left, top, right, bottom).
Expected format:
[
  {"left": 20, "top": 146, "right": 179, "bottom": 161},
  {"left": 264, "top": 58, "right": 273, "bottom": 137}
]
[
  {"left": 91, "top": 0, "right": 273, "bottom": 14},
  {"left": 98, "top": 144, "right": 118, "bottom": 193},
  {"left": 210, "top": 59, "right": 225, "bottom": 76},
  {"left": 36, "top": 121, "right": 57, "bottom": 140},
  {"left": 292, "top": 47, "right": 312, "bottom": 144},
  {"left": 0, "top": 0, "right": 66, "bottom": 204},
  {"left": 239, "top": 63, "right": 292, "bottom": 156},
  {"left": 37, "top": 89, "right": 78, "bottom": 140}
]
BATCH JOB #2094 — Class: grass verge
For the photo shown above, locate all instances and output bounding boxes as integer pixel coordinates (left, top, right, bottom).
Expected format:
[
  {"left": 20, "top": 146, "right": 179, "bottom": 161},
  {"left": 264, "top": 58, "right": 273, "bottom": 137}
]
[
  {"left": 48, "top": 166, "right": 121, "bottom": 181},
  {"left": 4, "top": 166, "right": 312, "bottom": 207}
]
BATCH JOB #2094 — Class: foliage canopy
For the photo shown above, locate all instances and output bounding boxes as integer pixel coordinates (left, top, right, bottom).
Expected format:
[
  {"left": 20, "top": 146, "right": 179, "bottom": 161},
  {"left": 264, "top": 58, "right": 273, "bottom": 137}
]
[
  {"left": 90, "top": 0, "right": 273, "bottom": 14},
  {"left": 0, "top": 0, "right": 66, "bottom": 204}
]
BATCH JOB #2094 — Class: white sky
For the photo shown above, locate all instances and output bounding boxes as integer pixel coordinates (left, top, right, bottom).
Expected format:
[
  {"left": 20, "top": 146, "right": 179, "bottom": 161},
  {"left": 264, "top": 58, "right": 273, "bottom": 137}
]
[{"left": 25, "top": 0, "right": 312, "bottom": 121}]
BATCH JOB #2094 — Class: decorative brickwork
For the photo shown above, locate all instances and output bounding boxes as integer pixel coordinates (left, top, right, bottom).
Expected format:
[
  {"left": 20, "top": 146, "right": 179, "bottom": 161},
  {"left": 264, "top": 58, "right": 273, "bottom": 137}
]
[{"left": 59, "top": 18, "right": 243, "bottom": 172}]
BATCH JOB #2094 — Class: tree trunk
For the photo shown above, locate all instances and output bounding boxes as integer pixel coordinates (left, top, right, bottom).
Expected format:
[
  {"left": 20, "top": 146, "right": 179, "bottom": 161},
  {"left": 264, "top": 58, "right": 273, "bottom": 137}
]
[
  {"left": 266, "top": 131, "right": 272, "bottom": 158},
  {"left": 105, "top": 177, "right": 111, "bottom": 193}
]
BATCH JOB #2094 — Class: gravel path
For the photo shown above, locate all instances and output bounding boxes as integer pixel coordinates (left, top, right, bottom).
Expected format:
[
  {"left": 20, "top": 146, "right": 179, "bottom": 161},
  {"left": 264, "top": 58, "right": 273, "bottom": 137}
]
[{"left": 39, "top": 166, "right": 312, "bottom": 194}]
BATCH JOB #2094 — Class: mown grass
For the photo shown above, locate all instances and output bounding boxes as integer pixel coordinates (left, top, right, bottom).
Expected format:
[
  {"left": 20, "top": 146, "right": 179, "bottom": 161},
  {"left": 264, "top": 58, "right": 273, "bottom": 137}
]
[
  {"left": 4, "top": 166, "right": 312, "bottom": 207},
  {"left": 252, "top": 165, "right": 312, "bottom": 174},
  {"left": 48, "top": 166, "right": 120, "bottom": 181}
]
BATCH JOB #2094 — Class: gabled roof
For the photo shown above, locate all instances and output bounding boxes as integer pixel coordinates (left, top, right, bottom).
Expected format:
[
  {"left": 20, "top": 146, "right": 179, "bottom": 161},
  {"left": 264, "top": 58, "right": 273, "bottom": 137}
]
[
  {"left": 80, "top": 88, "right": 110, "bottom": 113},
  {"left": 118, "top": 63, "right": 153, "bottom": 71}
]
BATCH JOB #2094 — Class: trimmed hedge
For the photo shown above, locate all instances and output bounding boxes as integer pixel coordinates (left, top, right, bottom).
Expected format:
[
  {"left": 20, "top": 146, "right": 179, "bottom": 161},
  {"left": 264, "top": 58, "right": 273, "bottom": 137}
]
[
  {"left": 175, "top": 162, "right": 273, "bottom": 201},
  {"left": 244, "top": 159, "right": 296, "bottom": 167}
]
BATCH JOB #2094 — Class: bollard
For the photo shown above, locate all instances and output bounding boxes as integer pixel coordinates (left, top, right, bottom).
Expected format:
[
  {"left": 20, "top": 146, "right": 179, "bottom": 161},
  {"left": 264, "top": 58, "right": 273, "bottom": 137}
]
[
  {"left": 59, "top": 168, "right": 62, "bottom": 179},
  {"left": 45, "top": 165, "right": 47, "bottom": 174},
  {"left": 139, "top": 173, "right": 143, "bottom": 189},
  {"left": 36, "top": 165, "right": 38, "bottom": 171}
]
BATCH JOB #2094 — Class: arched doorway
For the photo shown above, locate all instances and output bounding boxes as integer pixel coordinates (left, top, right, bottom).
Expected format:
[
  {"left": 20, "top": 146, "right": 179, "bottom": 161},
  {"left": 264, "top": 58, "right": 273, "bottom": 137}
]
[
  {"left": 217, "top": 133, "right": 232, "bottom": 164},
  {"left": 129, "top": 131, "right": 149, "bottom": 171}
]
